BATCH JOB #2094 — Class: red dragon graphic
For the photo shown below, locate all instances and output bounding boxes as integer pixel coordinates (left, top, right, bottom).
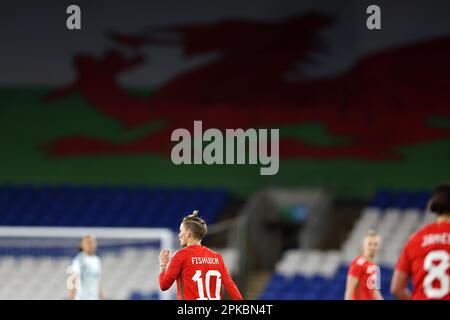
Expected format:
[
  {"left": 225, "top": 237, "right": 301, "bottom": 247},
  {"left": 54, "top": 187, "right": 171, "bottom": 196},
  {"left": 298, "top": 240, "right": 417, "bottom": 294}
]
[{"left": 45, "top": 13, "right": 450, "bottom": 160}]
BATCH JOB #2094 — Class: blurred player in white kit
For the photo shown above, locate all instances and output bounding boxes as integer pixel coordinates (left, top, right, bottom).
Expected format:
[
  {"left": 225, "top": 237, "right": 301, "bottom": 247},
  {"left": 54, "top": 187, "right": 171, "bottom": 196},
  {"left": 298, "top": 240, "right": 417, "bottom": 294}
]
[{"left": 68, "top": 235, "right": 104, "bottom": 300}]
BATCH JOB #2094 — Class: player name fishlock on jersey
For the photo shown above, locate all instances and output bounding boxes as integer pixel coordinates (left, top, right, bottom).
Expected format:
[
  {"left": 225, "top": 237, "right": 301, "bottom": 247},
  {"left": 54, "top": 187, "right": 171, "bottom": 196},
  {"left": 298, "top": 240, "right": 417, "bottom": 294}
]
[{"left": 191, "top": 257, "right": 220, "bottom": 265}]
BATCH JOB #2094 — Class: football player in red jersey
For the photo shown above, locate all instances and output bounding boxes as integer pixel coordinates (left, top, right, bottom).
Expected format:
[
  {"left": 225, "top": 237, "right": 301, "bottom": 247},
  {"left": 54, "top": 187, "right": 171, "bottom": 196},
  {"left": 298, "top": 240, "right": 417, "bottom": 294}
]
[
  {"left": 159, "top": 211, "right": 243, "bottom": 300},
  {"left": 345, "top": 230, "right": 383, "bottom": 300},
  {"left": 391, "top": 183, "right": 450, "bottom": 300}
]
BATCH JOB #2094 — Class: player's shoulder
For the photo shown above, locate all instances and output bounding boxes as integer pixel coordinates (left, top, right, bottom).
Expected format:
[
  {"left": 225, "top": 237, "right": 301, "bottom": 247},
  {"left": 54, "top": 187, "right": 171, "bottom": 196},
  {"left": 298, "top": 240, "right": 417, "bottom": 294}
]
[
  {"left": 173, "top": 246, "right": 200, "bottom": 259},
  {"left": 350, "top": 255, "right": 370, "bottom": 267},
  {"left": 408, "top": 222, "right": 437, "bottom": 242},
  {"left": 183, "top": 245, "right": 222, "bottom": 258},
  {"left": 203, "top": 246, "right": 220, "bottom": 255},
  {"left": 172, "top": 248, "right": 185, "bottom": 258},
  {"left": 400, "top": 223, "right": 437, "bottom": 251},
  {"left": 423, "top": 221, "right": 450, "bottom": 232},
  {"left": 201, "top": 246, "right": 224, "bottom": 260},
  {"left": 73, "top": 251, "right": 85, "bottom": 261}
]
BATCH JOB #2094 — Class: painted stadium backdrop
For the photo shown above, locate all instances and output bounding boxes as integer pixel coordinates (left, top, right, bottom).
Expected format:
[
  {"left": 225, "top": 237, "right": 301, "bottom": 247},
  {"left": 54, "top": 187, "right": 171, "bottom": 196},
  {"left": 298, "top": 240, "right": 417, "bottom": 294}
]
[{"left": 0, "top": 9, "right": 449, "bottom": 196}]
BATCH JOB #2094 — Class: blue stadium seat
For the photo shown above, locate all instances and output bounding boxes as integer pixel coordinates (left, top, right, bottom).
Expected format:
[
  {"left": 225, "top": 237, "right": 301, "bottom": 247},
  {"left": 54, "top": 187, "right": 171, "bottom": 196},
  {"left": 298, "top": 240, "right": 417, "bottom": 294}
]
[
  {"left": 393, "top": 191, "right": 413, "bottom": 209},
  {"left": 370, "top": 189, "right": 392, "bottom": 209},
  {"left": 130, "top": 292, "right": 144, "bottom": 300},
  {"left": 259, "top": 263, "right": 397, "bottom": 300},
  {"left": 0, "top": 184, "right": 229, "bottom": 230},
  {"left": 413, "top": 191, "right": 432, "bottom": 210}
]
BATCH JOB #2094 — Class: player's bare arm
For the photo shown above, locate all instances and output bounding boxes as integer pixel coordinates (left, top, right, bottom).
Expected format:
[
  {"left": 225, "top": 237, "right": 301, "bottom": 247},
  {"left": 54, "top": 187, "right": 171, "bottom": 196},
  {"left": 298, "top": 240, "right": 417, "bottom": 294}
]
[
  {"left": 391, "top": 270, "right": 411, "bottom": 300},
  {"left": 344, "top": 275, "right": 358, "bottom": 300},
  {"left": 373, "top": 289, "right": 384, "bottom": 300},
  {"left": 220, "top": 256, "right": 244, "bottom": 300},
  {"left": 68, "top": 275, "right": 78, "bottom": 300},
  {"left": 99, "top": 284, "right": 105, "bottom": 300}
]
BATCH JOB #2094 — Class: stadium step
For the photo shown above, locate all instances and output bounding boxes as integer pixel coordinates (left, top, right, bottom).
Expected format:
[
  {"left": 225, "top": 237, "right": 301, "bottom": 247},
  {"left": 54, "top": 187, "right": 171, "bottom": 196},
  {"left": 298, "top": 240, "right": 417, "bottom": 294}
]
[{"left": 244, "top": 271, "right": 271, "bottom": 300}]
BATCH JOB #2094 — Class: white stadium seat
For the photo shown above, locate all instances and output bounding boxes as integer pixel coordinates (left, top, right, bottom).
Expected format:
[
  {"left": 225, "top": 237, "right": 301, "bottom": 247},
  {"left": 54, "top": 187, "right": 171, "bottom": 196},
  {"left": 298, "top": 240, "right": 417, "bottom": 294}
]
[{"left": 0, "top": 246, "right": 207, "bottom": 299}]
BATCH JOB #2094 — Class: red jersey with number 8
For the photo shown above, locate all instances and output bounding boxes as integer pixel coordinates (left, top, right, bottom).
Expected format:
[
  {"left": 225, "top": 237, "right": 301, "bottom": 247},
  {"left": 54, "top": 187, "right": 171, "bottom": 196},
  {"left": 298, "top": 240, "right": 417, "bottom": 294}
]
[
  {"left": 396, "top": 221, "right": 450, "bottom": 300},
  {"left": 159, "top": 245, "right": 243, "bottom": 300}
]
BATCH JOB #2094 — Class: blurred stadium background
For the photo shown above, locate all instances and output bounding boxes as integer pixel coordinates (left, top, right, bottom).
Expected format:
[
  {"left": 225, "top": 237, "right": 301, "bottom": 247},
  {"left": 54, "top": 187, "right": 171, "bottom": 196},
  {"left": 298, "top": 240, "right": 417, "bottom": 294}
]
[{"left": 0, "top": 0, "right": 449, "bottom": 299}]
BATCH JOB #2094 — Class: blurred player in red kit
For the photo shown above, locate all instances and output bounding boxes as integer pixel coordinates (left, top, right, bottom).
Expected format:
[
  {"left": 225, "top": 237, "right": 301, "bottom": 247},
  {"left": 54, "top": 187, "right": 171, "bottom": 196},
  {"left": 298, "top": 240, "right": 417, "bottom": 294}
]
[
  {"left": 345, "top": 230, "right": 383, "bottom": 300},
  {"left": 159, "top": 211, "right": 243, "bottom": 300},
  {"left": 391, "top": 182, "right": 450, "bottom": 300}
]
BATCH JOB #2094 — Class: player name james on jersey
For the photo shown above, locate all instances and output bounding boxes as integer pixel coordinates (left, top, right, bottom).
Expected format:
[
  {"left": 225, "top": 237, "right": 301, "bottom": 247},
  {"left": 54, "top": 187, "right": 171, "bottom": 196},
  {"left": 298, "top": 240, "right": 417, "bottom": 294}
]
[{"left": 421, "top": 233, "right": 450, "bottom": 247}]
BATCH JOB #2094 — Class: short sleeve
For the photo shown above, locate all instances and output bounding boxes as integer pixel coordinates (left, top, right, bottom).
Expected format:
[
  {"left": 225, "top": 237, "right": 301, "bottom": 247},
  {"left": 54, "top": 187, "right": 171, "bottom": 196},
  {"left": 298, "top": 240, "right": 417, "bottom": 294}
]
[
  {"left": 71, "top": 255, "right": 82, "bottom": 276},
  {"left": 348, "top": 259, "right": 363, "bottom": 278}
]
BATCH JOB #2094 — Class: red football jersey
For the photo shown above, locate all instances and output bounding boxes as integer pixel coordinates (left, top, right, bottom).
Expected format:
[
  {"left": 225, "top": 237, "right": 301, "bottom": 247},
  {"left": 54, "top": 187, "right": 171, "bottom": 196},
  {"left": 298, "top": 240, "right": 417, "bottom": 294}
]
[
  {"left": 348, "top": 255, "right": 379, "bottom": 300},
  {"left": 395, "top": 221, "right": 450, "bottom": 300},
  {"left": 159, "top": 245, "right": 243, "bottom": 300}
]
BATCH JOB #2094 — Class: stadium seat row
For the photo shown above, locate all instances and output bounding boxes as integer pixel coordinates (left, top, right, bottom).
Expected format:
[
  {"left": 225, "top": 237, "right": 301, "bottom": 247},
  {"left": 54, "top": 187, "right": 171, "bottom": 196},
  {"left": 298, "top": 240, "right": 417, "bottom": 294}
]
[
  {"left": 369, "top": 189, "right": 431, "bottom": 210},
  {"left": 0, "top": 246, "right": 238, "bottom": 300},
  {"left": 259, "top": 189, "right": 433, "bottom": 300},
  {"left": 0, "top": 185, "right": 228, "bottom": 230}
]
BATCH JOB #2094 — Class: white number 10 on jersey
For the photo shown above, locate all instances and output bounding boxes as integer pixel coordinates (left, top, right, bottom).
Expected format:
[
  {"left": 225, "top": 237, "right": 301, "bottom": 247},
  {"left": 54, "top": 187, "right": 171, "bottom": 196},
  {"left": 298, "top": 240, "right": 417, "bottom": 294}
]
[{"left": 192, "top": 270, "right": 222, "bottom": 300}]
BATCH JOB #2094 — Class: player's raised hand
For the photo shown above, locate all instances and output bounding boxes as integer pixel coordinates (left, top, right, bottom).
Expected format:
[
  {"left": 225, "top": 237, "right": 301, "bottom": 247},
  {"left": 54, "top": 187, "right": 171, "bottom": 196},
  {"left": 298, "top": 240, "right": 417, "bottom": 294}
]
[{"left": 159, "top": 249, "right": 170, "bottom": 266}]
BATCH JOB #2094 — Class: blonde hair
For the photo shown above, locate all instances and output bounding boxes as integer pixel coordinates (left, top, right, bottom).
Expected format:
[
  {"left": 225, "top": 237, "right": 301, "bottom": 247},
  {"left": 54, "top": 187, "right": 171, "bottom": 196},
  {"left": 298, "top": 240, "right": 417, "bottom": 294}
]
[
  {"left": 367, "top": 229, "right": 378, "bottom": 237},
  {"left": 364, "top": 229, "right": 381, "bottom": 242},
  {"left": 182, "top": 210, "right": 207, "bottom": 240}
]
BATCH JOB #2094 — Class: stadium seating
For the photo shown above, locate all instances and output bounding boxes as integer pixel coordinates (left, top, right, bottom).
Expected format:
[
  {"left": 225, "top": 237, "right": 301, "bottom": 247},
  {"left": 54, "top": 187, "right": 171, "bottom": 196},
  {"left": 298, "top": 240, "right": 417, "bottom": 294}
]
[
  {"left": 0, "top": 184, "right": 232, "bottom": 299},
  {"left": 0, "top": 246, "right": 159, "bottom": 300},
  {"left": 0, "top": 185, "right": 228, "bottom": 230},
  {"left": 0, "top": 246, "right": 238, "bottom": 300},
  {"left": 0, "top": 186, "right": 432, "bottom": 299},
  {"left": 259, "top": 189, "right": 433, "bottom": 300}
]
